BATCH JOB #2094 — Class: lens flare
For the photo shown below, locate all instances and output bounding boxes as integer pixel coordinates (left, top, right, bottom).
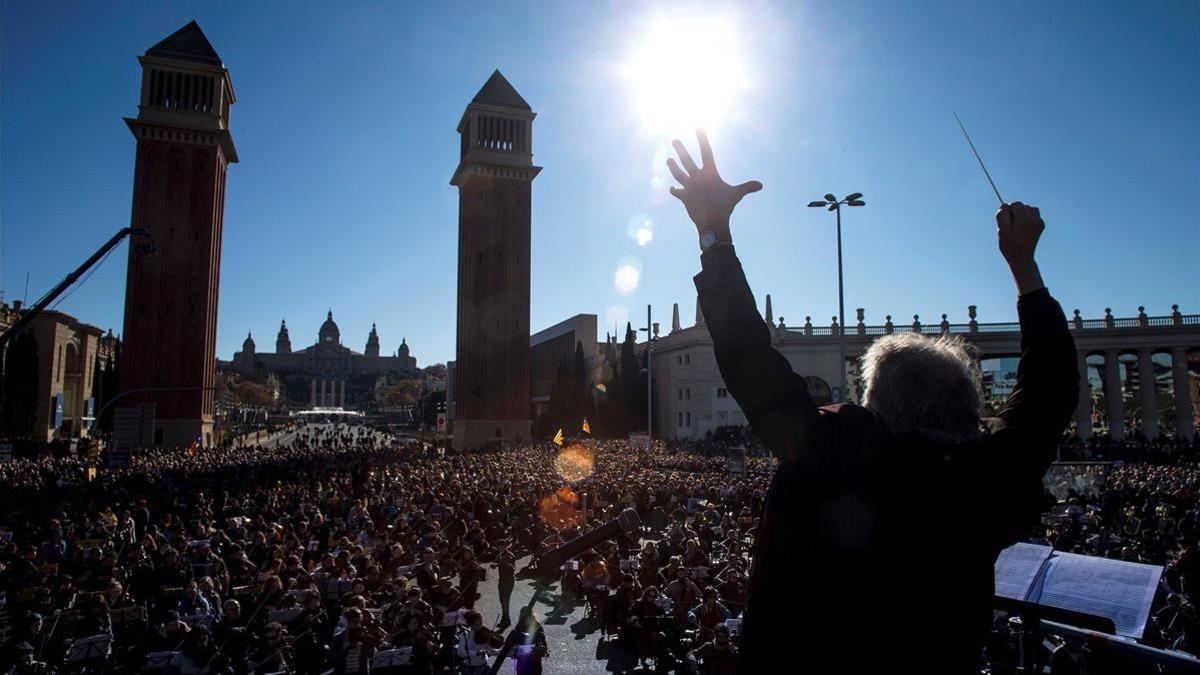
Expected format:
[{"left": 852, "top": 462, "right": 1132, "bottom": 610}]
[
  {"left": 554, "top": 444, "right": 596, "bottom": 483},
  {"left": 628, "top": 214, "right": 654, "bottom": 246},
  {"left": 614, "top": 257, "right": 642, "bottom": 295},
  {"left": 539, "top": 487, "right": 583, "bottom": 531},
  {"left": 636, "top": 226, "right": 654, "bottom": 246}
]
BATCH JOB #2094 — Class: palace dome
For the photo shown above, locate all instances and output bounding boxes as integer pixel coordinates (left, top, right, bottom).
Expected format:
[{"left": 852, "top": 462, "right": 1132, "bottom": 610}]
[{"left": 319, "top": 310, "right": 340, "bottom": 344}]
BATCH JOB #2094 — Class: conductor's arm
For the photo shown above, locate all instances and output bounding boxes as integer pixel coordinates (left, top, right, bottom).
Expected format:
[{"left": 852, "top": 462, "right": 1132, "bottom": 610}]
[
  {"left": 993, "top": 202, "right": 1079, "bottom": 465},
  {"left": 668, "top": 131, "right": 824, "bottom": 464}
]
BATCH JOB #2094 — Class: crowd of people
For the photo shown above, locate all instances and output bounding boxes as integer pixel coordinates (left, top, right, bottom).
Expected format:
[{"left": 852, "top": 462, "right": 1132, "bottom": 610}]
[
  {"left": 1057, "top": 432, "right": 1200, "bottom": 463},
  {"left": 0, "top": 424, "right": 769, "bottom": 673},
  {"left": 1, "top": 422, "right": 1199, "bottom": 673}
]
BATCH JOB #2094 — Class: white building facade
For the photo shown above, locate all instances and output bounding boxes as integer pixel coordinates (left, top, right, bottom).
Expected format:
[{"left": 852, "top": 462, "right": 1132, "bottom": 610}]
[{"left": 650, "top": 298, "right": 1200, "bottom": 442}]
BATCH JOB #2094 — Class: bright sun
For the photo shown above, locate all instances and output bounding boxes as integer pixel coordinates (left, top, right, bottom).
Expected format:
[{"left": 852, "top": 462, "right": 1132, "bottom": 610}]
[{"left": 623, "top": 15, "right": 749, "bottom": 135}]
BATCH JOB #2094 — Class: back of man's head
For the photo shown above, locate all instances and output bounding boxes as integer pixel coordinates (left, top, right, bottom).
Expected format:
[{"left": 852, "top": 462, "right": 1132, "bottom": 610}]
[{"left": 860, "top": 333, "right": 982, "bottom": 445}]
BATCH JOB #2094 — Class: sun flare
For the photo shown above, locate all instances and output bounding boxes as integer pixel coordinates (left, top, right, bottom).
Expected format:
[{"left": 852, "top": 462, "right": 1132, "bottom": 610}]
[{"left": 623, "top": 14, "right": 749, "bottom": 136}]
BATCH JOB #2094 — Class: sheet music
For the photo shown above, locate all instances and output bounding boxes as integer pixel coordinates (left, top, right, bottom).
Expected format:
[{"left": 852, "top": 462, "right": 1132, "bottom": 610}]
[
  {"left": 994, "top": 543, "right": 1053, "bottom": 601},
  {"left": 1032, "top": 552, "right": 1162, "bottom": 638}
]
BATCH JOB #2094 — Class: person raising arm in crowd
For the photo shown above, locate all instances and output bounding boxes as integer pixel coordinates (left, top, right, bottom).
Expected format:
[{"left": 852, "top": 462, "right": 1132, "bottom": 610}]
[{"left": 667, "top": 130, "right": 1078, "bottom": 673}]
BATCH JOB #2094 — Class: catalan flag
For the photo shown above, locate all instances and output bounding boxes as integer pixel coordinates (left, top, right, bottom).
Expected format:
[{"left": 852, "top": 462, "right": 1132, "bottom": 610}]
[
  {"left": 553, "top": 428, "right": 564, "bottom": 446},
  {"left": 582, "top": 418, "right": 591, "bottom": 434}
]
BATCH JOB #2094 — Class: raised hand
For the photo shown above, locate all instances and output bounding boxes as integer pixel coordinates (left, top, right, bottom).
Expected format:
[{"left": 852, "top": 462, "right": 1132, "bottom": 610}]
[
  {"left": 667, "top": 130, "right": 762, "bottom": 243},
  {"left": 996, "top": 201, "right": 1045, "bottom": 294}
]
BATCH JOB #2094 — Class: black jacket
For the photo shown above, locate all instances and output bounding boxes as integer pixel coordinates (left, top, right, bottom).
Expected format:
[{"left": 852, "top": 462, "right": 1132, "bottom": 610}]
[{"left": 694, "top": 246, "right": 1078, "bottom": 673}]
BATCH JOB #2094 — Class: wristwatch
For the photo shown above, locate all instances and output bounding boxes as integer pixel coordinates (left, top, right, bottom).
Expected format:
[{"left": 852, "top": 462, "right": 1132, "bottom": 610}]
[{"left": 699, "top": 231, "right": 730, "bottom": 251}]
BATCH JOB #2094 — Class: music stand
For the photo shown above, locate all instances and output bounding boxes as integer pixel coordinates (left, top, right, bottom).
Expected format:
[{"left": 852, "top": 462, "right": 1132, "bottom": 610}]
[
  {"left": 110, "top": 606, "right": 147, "bottom": 628},
  {"left": 325, "top": 579, "right": 355, "bottom": 600},
  {"left": 371, "top": 646, "right": 413, "bottom": 671},
  {"left": 268, "top": 608, "right": 303, "bottom": 624},
  {"left": 439, "top": 608, "right": 468, "bottom": 628},
  {"left": 146, "top": 651, "right": 177, "bottom": 670},
  {"left": 66, "top": 634, "right": 111, "bottom": 663}
]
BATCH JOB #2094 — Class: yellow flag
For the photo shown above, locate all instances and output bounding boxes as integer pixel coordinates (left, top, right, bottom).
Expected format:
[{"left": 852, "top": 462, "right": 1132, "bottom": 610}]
[
  {"left": 582, "top": 418, "right": 591, "bottom": 434},
  {"left": 553, "top": 428, "right": 564, "bottom": 446}
]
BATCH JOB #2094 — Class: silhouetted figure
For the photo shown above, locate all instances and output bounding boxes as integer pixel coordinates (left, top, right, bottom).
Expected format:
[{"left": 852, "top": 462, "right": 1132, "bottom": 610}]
[{"left": 667, "top": 131, "right": 1078, "bottom": 674}]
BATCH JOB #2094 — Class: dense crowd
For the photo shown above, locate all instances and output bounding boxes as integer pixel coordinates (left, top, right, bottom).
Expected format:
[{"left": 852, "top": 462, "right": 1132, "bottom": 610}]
[
  {"left": 0, "top": 424, "right": 768, "bottom": 673},
  {"left": 2, "top": 423, "right": 1199, "bottom": 673},
  {"left": 1057, "top": 432, "right": 1200, "bottom": 463}
]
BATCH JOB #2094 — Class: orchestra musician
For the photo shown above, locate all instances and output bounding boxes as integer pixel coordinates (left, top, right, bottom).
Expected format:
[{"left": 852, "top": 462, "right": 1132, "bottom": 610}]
[
  {"left": 628, "top": 586, "right": 666, "bottom": 670},
  {"left": 457, "top": 547, "right": 485, "bottom": 610},
  {"left": 455, "top": 610, "right": 501, "bottom": 675},
  {"left": 688, "top": 588, "right": 732, "bottom": 644},
  {"left": 495, "top": 540, "right": 517, "bottom": 629},
  {"left": 501, "top": 606, "right": 549, "bottom": 675},
  {"left": 246, "top": 622, "right": 292, "bottom": 674},
  {"left": 394, "top": 612, "right": 442, "bottom": 675},
  {"left": 329, "top": 607, "right": 380, "bottom": 675},
  {"left": 687, "top": 622, "right": 738, "bottom": 675}
]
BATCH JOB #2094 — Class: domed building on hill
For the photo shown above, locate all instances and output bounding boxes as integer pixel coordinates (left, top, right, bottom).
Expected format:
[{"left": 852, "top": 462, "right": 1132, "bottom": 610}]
[{"left": 222, "top": 310, "right": 418, "bottom": 408}]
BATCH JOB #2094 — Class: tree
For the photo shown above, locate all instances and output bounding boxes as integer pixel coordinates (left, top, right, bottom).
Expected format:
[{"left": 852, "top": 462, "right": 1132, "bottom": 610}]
[
  {"left": 231, "top": 380, "right": 274, "bottom": 407},
  {"left": 572, "top": 340, "right": 595, "bottom": 425},
  {"left": 377, "top": 378, "right": 422, "bottom": 407},
  {"left": 616, "top": 322, "right": 647, "bottom": 434},
  {"left": 423, "top": 363, "right": 448, "bottom": 380},
  {"left": 1, "top": 332, "right": 39, "bottom": 438}
]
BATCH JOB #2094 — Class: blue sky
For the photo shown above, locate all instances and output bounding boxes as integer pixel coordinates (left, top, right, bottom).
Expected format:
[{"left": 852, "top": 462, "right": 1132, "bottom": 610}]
[{"left": 2, "top": 0, "right": 1197, "bottom": 366}]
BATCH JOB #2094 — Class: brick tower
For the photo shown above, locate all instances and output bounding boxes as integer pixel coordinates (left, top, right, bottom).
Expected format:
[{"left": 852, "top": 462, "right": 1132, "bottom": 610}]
[
  {"left": 118, "top": 21, "right": 237, "bottom": 447},
  {"left": 451, "top": 71, "right": 540, "bottom": 449}
]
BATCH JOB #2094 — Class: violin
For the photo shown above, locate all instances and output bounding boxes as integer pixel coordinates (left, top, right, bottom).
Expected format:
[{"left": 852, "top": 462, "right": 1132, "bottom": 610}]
[
  {"left": 473, "top": 625, "right": 505, "bottom": 649},
  {"left": 416, "top": 625, "right": 442, "bottom": 653},
  {"left": 472, "top": 612, "right": 506, "bottom": 650},
  {"left": 353, "top": 611, "right": 390, "bottom": 650}
]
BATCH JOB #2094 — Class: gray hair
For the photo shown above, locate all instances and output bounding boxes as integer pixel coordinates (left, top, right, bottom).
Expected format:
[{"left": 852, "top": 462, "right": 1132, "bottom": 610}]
[{"left": 860, "top": 333, "right": 983, "bottom": 445}]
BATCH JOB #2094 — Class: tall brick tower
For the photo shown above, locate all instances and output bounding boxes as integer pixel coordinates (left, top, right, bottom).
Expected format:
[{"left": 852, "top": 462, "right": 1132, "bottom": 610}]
[
  {"left": 451, "top": 71, "right": 540, "bottom": 449},
  {"left": 118, "top": 21, "right": 237, "bottom": 447}
]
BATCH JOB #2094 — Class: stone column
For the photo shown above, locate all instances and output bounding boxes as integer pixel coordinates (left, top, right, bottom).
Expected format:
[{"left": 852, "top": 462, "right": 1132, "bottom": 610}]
[
  {"left": 1137, "top": 349, "right": 1158, "bottom": 439},
  {"left": 339, "top": 380, "right": 346, "bottom": 408},
  {"left": 1104, "top": 350, "right": 1124, "bottom": 440},
  {"left": 1074, "top": 351, "right": 1092, "bottom": 439},
  {"left": 321, "top": 379, "right": 328, "bottom": 407},
  {"left": 311, "top": 380, "right": 317, "bottom": 407},
  {"left": 1172, "top": 347, "right": 1196, "bottom": 441}
]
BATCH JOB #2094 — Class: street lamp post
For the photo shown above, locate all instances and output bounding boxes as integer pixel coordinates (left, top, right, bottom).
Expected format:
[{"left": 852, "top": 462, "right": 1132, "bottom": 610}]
[
  {"left": 807, "top": 193, "right": 865, "bottom": 403},
  {"left": 638, "top": 305, "right": 660, "bottom": 448}
]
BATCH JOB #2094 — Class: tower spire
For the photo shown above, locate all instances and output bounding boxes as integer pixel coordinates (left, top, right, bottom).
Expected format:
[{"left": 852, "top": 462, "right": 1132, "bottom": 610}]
[
  {"left": 119, "top": 20, "right": 237, "bottom": 447},
  {"left": 365, "top": 321, "right": 381, "bottom": 358},
  {"left": 451, "top": 70, "right": 538, "bottom": 449}
]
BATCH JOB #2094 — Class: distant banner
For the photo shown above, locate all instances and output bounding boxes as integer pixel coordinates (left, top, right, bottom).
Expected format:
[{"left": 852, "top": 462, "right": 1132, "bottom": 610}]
[{"left": 628, "top": 432, "right": 650, "bottom": 449}]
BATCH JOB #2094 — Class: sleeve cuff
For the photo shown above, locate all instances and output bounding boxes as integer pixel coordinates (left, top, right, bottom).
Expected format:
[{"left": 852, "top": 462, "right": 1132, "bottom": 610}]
[
  {"left": 694, "top": 245, "right": 739, "bottom": 292},
  {"left": 1018, "top": 287, "right": 1051, "bottom": 302}
]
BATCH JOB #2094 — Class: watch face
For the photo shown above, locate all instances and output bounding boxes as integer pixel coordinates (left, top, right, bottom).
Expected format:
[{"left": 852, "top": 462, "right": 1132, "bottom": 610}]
[{"left": 700, "top": 231, "right": 717, "bottom": 248}]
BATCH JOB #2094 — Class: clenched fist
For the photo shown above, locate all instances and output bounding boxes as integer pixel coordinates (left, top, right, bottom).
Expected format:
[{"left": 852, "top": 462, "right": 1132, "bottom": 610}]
[{"left": 996, "top": 201, "right": 1045, "bottom": 294}]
